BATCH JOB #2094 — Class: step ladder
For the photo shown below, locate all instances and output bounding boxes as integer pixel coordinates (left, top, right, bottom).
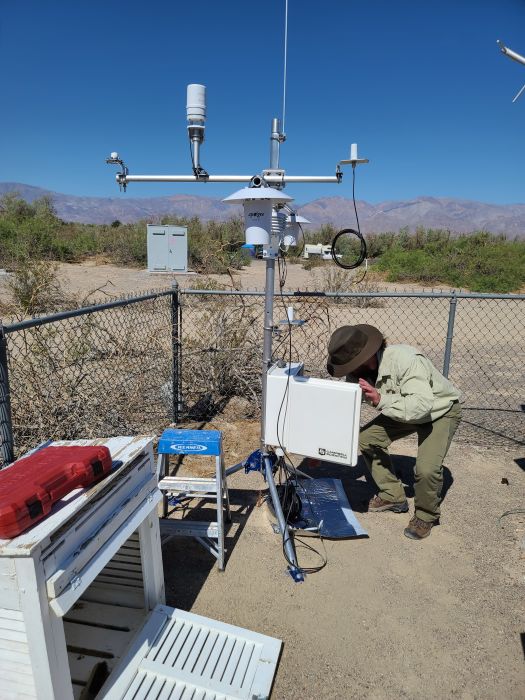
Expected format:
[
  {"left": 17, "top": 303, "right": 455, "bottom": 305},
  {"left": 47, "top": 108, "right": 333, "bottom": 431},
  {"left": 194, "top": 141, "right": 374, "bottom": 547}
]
[{"left": 157, "top": 428, "right": 231, "bottom": 570}]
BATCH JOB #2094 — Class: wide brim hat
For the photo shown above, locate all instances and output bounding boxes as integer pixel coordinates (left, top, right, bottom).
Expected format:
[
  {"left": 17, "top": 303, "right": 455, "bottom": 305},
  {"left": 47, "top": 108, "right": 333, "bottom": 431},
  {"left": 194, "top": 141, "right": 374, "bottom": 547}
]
[{"left": 327, "top": 324, "right": 384, "bottom": 377}]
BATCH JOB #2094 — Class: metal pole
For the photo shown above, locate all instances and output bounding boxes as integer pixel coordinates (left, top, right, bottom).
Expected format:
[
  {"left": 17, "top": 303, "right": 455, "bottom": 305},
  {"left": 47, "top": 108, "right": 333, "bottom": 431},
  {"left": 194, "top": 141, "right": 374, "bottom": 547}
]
[
  {"left": 259, "top": 119, "right": 302, "bottom": 579},
  {"left": 443, "top": 291, "right": 457, "bottom": 378},
  {"left": 171, "top": 281, "right": 181, "bottom": 424},
  {"left": 0, "top": 324, "right": 14, "bottom": 466},
  {"left": 119, "top": 174, "right": 340, "bottom": 184},
  {"left": 260, "top": 119, "right": 281, "bottom": 446},
  {"left": 260, "top": 258, "right": 275, "bottom": 446},
  {"left": 270, "top": 118, "right": 281, "bottom": 172},
  {"left": 264, "top": 455, "right": 303, "bottom": 582}
]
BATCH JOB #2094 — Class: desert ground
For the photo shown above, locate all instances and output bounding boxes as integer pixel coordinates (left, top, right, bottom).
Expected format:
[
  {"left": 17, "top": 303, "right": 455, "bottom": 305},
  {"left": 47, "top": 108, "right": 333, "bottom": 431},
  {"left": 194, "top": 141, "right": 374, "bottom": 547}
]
[
  {"left": 1, "top": 261, "right": 524, "bottom": 698},
  {"left": 0, "top": 259, "right": 457, "bottom": 304},
  {"left": 164, "top": 415, "right": 525, "bottom": 700}
]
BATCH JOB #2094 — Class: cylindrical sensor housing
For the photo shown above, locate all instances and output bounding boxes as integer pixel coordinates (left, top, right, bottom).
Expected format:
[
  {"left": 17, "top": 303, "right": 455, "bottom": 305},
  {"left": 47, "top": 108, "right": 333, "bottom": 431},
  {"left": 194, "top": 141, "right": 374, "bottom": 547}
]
[
  {"left": 244, "top": 200, "right": 272, "bottom": 245},
  {"left": 283, "top": 223, "right": 299, "bottom": 247},
  {"left": 187, "top": 84, "right": 206, "bottom": 123}
]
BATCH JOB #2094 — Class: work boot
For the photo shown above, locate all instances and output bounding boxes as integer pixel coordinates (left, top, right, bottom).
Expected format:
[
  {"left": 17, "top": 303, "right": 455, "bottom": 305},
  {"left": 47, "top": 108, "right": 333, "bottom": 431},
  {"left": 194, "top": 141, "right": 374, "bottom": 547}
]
[
  {"left": 404, "top": 516, "right": 433, "bottom": 540},
  {"left": 368, "top": 495, "right": 409, "bottom": 513}
]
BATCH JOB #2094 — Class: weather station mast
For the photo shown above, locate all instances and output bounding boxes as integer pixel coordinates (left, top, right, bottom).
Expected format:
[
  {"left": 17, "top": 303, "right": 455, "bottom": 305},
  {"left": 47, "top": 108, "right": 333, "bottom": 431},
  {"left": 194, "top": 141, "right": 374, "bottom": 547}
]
[{"left": 106, "top": 4, "right": 369, "bottom": 581}]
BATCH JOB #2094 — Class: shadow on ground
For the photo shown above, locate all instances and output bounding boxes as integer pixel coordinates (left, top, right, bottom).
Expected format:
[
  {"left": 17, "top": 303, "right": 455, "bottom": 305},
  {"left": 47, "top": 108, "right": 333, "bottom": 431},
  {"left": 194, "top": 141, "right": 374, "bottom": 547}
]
[
  {"left": 162, "top": 487, "right": 256, "bottom": 610},
  {"left": 296, "top": 455, "right": 454, "bottom": 512}
]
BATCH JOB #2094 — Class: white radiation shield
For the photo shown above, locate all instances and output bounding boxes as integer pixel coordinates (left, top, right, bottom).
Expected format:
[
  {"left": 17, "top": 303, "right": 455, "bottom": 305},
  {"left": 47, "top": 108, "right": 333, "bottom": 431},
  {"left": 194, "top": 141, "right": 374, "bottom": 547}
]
[{"left": 244, "top": 199, "right": 272, "bottom": 245}]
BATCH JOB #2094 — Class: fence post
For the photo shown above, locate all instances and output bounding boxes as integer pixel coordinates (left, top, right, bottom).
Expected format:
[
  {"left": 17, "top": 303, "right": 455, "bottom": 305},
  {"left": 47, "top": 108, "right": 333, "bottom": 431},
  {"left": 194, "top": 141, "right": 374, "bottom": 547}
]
[
  {"left": 171, "top": 282, "right": 181, "bottom": 424},
  {"left": 443, "top": 291, "right": 457, "bottom": 378},
  {"left": 0, "top": 323, "right": 14, "bottom": 466}
]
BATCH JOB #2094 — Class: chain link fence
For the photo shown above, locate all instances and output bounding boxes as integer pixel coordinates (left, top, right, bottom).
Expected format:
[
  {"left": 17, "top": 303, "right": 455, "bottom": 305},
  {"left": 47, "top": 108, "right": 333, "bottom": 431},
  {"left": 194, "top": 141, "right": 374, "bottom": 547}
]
[
  {"left": 0, "top": 290, "right": 175, "bottom": 466},
  {"left": 1, "top": 286, "right": 523, "bottom": 466},
  {"left": 178, "top": 289, "right": 525, "bottom": 447}
]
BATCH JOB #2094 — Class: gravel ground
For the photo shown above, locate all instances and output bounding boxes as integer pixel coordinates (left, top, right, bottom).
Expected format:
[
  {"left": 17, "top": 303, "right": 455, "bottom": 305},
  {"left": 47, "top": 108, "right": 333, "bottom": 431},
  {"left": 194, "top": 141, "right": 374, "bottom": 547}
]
[{"left": 161, "top": 417, "right": 525, "bottom": 700}]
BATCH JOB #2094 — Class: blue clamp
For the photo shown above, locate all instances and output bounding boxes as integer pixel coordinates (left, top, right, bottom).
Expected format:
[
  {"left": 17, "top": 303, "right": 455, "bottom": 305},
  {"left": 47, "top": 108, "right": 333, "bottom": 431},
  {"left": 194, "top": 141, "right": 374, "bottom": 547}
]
[
  {"left": 287, "top": 565, "right": 305, "bottom": 583},
  {"left": 243, "top": 449, "right": 264, "bottom": 474},
  {"left": 243, "top": 450, "right": 278, "bottom": 479},
  {"left": 167, "top": 495, "right": 184, "bottom": 508}
]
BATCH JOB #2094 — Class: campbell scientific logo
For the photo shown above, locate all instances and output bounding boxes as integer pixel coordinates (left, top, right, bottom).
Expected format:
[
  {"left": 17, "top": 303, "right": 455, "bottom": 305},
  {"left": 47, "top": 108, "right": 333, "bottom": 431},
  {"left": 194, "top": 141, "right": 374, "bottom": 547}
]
[{"left": 318, "top": 447, "right": 347, "bottom": 459}]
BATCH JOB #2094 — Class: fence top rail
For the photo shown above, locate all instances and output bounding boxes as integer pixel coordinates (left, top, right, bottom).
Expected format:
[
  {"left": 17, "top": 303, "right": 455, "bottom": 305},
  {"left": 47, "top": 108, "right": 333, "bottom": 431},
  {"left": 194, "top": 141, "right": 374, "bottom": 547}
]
[
  {"left": 2, "top": 285, "right": 524, "bottom": 334},
  {"left": 180, "top": 288, "right": 525, "bottom": 300},
  {"left": 2, "top": 289, "right": 175, "bottom": 333}
]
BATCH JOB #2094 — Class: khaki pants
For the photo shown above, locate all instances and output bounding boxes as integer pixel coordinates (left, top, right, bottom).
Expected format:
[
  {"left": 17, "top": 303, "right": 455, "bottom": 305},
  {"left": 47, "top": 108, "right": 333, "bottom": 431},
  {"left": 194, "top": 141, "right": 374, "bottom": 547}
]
[{"left": 358, "top": 402, "right": 462, "bottom": 522}]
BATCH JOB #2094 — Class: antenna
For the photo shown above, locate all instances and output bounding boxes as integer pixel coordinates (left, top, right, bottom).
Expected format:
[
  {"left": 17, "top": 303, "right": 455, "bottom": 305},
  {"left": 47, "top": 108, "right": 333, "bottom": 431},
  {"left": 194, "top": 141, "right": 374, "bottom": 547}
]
[{"left": 497, "top": 40, "right": 525, "bottom": 102}]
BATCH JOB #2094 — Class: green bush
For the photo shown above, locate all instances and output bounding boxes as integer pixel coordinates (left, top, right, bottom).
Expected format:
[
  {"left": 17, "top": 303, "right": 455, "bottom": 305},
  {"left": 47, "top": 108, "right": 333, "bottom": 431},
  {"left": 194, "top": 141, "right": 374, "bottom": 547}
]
[
  {"left": 2, "top": 195, "right": 523, "bottom": 292},
  {"left": 376, "top": 231, "right": 525, "bottom": 292},
  {"left": 0, "top": 194, "right": 250, "bottom": 273}
]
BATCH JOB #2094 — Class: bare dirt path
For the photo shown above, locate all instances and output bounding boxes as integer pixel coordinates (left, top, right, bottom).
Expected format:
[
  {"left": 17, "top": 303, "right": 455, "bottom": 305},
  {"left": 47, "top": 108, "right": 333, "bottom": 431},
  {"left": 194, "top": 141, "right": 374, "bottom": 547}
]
[{"left": 0, "top": 259, "right": 455, "bottom": 306}]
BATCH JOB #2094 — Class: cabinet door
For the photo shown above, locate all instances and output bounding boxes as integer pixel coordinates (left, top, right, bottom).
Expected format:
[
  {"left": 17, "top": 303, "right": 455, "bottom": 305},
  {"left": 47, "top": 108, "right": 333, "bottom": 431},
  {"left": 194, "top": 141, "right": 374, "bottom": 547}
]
[
  {"left": 100, "top": 605, "right": 282, "bottom": 700},
  {"left": 167, "top": 227, "right": 187, "bottom": 272},
  {"left": 147, "top": 228, "right": 169, "bottom": 271}
]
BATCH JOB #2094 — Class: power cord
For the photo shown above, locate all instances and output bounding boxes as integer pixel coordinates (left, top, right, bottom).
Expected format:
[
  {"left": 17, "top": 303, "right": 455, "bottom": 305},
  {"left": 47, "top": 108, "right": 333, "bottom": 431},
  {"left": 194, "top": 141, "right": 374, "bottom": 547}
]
[{"left": 272, "top": 258, "right": 328, "bottom": 575}]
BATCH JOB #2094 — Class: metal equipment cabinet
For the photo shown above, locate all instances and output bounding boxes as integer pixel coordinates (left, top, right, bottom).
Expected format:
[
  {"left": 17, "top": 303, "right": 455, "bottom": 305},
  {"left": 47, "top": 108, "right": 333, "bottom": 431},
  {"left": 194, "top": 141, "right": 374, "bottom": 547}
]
[
  {"left": 0, "top": 436, "right": 165, "bottom": 699},
  {"left": 146, "top": 225, "right": 188, "bottom": 273}
]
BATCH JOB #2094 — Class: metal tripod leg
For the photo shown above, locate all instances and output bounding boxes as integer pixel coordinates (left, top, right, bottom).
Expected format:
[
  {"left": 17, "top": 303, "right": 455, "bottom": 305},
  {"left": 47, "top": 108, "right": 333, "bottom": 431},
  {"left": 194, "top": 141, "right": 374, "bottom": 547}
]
[
  {"left": 157, "top": 453, "right": 169, "bottom": 518},
  {"left": 263, "top": 454, "right": 304, "bottom": 582}
]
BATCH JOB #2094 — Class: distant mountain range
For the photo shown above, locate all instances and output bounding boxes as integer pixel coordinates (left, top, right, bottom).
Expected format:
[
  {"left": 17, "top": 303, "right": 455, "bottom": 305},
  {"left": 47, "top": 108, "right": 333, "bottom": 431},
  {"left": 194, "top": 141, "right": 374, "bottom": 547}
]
[{"left": 1, "top": 182, "right": 525, "bottom": 237}]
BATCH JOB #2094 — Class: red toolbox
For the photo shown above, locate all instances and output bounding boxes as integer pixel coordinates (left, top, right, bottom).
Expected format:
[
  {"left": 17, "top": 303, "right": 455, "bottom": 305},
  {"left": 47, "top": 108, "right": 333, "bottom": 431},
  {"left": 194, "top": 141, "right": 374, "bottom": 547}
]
[{"left": 0, "top": 445, "right": 113, "bottom": 539}]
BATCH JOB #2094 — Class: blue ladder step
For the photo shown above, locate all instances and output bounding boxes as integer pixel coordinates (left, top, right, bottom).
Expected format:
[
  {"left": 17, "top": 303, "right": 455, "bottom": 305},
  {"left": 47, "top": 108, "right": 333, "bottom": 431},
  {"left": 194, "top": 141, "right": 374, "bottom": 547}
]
[{"left": 158, "top": 429, "right": 222, "bottom": 456}]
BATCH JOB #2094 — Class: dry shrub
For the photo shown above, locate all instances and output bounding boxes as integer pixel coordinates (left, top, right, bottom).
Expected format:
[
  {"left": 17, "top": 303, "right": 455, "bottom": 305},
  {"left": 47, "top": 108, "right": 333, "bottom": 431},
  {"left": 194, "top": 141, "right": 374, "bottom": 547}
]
[
  {"left": 7, "top": 296, "right": 173, "bottom": 459},
  {"left": 312, "top": 266, "right": 385, "bottom": 307},
  {"left": 180, "top": 295, "right": 262, "bottom": 420},
  {"left": 5, "top": 259, "right": 77, "bottom": 318},
  {"left": 3, "top": 260, "right": 124, "bottom": 321}
]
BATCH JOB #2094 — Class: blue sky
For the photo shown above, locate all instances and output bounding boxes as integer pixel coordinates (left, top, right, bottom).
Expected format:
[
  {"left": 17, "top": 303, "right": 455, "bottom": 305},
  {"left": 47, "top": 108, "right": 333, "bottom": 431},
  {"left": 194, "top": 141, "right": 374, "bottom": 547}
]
[{"left": 1, "top": 0, "right": 524, "bottom": 205}]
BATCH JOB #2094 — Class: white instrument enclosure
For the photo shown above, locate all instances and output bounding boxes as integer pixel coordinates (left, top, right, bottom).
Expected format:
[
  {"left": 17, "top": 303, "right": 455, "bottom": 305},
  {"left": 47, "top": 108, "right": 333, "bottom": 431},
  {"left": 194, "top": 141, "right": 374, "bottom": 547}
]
[{"left": 264, "top": 363, "right": 362, "bottom": 466}]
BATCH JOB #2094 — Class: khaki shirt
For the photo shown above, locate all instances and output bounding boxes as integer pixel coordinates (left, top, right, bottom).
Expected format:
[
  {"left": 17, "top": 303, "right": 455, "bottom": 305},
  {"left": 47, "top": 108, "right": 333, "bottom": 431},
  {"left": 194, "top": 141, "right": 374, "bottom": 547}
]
[{"left": 374, "top": 345, "right": 461, "bottom": 424}]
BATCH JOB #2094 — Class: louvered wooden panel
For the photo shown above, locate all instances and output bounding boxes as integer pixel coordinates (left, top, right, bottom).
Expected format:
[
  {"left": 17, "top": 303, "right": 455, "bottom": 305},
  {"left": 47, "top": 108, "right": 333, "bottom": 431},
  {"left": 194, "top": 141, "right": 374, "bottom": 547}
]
[
  {"left": 101, "top": 605, "right": 281, "bottom": 700},
  {"left": 0, "top": 608, "right": 36, "bottom": 698}
]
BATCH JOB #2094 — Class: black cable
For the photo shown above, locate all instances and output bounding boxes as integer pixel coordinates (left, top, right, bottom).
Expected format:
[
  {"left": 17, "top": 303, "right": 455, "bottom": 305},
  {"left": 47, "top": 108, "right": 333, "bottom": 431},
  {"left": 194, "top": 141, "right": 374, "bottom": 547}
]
[
  {"left": 331, "top": 228, "right": 367, "bottom": 269},
  {"left": 352, "top": 165, "right": 361, "bottom": 235},
  {"left": 330, "top": 166, "right": 368, "bottom": 269},
  {"left": 188, "top": 139, "right": 208, "bottom": 179},
  {"left": 189, "top": 139, "right": 196, "bottom": 174},
  {"left": 296, "top": 222, "right": 305, "bottom": 257},
  {"left": 272, "top": 260, "right": 328, "bottom": 575}
]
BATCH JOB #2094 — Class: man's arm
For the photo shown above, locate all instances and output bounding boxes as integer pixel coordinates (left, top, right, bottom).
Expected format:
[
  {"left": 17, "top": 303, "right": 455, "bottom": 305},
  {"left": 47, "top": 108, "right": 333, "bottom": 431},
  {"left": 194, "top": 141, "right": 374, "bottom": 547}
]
[{"left": 376, "top": 355, "right": 434, "bottom": 422}]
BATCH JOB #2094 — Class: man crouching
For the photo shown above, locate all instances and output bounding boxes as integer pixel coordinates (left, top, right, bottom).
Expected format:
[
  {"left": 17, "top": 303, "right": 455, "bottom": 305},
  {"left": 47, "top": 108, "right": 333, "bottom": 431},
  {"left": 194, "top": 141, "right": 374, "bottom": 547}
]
[{"left": 327, "top": 324, "right": 462, "bottom": 540}]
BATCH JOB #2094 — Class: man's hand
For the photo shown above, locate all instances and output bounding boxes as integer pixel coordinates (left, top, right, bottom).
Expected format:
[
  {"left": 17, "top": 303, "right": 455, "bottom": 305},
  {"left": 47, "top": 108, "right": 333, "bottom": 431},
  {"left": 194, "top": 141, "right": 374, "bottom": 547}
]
[{"left": 358, "top": 378, "right": 381, "bottom": 407}]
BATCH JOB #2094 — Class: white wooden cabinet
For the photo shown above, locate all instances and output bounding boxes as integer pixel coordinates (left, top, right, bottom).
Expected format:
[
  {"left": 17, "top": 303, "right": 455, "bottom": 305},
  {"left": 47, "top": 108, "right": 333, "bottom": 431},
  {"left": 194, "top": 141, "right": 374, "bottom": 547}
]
[
  {"left": 0, "top": 436, "right": 281, "bottom": 700},
  {"left": 0, "top": 436, "right": 165, "bottom": 700}
]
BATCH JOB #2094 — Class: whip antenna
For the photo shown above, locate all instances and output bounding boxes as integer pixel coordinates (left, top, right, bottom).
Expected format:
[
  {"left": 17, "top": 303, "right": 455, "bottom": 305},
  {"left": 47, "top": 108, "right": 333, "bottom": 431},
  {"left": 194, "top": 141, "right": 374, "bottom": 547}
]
[{"left": 282, "top": 0, "right": 289, "bottom": 134}]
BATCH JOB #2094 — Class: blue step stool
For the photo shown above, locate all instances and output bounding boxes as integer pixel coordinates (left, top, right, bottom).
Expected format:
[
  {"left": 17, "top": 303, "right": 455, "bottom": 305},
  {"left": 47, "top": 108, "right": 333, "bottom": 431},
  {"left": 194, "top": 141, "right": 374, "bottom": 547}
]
[{"left": 156, "top": 429, "right": 231, "bottom": 571}]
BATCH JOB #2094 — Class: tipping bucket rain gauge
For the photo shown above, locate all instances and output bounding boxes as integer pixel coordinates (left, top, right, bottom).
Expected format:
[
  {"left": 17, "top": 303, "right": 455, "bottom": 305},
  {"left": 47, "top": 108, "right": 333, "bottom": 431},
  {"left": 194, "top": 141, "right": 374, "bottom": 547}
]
[{"left": 106, "top": 28, "right": 369, "bottom": 581}]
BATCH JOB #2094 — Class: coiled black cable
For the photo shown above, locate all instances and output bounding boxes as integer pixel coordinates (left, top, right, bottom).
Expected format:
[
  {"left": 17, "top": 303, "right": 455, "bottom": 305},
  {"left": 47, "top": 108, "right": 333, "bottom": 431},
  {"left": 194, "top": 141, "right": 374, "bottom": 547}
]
[{"left": 330, "top": 227, "right": 367, "bottom": 269}]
